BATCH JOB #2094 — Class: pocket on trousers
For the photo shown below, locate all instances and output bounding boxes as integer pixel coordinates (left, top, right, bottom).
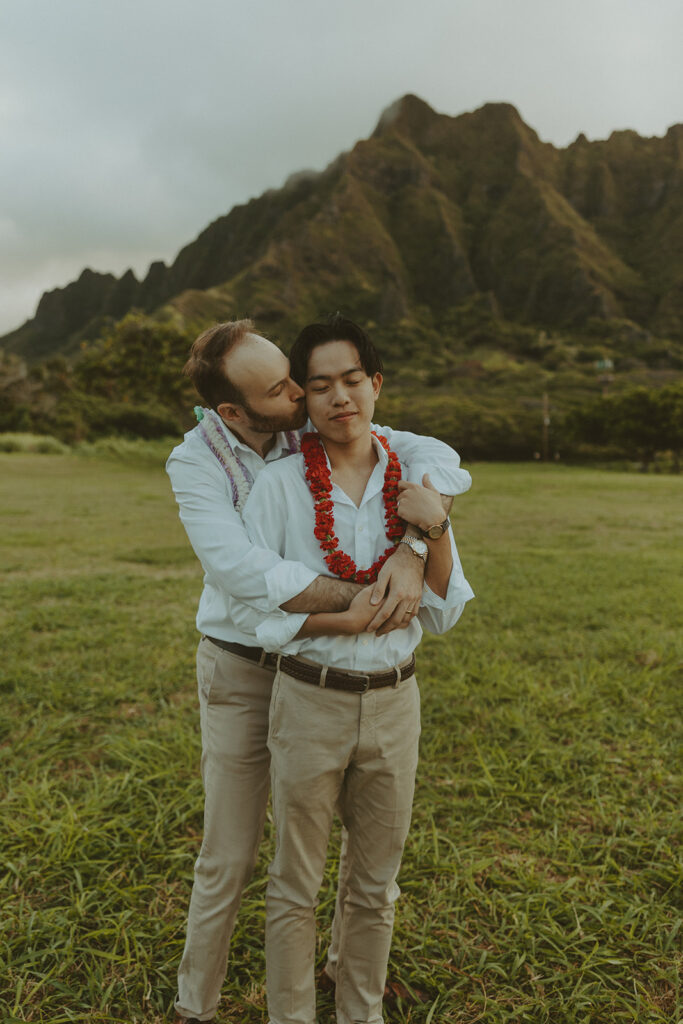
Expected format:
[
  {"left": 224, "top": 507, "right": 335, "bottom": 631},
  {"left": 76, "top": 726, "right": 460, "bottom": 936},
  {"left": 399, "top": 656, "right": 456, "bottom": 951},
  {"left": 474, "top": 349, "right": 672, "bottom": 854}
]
[
  {"left": 197, "top": 638, "right": 220, "bottom": 701},
  {"left": 268, "top": 671, "right": 283, "bottom": 742}
]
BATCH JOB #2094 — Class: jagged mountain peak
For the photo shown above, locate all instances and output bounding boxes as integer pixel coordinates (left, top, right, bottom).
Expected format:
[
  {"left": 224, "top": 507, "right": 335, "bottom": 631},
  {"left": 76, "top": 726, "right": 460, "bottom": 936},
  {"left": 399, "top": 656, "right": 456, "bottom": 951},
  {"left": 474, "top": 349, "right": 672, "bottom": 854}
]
[
  {"left": 373, "top": 93, "right": 441, "bottom": 136},
  {"left": 3, "top": 96, "right": 682, "bottom": 364}
]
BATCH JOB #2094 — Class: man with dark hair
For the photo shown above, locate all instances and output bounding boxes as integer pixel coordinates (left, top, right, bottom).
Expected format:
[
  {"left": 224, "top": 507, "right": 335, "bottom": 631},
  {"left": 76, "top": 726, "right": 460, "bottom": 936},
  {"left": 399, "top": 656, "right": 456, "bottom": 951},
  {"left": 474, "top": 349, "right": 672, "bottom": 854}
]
[
  {"left": 232, "top": 318, "right": 473, "bottom": 1024},
  {"left": 289, "top": 313, "right": 383, "bottom": 385},
  {"left": 166, "top": 318, "right": 471, "bottom": 1023}
]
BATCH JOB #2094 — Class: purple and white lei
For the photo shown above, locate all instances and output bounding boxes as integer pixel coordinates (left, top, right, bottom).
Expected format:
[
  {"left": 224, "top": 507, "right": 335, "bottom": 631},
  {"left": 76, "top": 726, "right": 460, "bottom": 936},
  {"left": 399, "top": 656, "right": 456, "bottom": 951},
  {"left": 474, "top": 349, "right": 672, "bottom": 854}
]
[{"left": 195, "top": 406, "right": 300, "bottom": 515}]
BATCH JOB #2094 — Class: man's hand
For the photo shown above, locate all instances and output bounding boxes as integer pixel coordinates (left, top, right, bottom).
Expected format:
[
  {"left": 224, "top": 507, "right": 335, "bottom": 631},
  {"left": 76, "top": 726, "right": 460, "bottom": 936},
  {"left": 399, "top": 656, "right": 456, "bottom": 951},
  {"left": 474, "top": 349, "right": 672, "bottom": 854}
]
[
  {"left": 342, "top": 587, "right": 382, "bottom": 634},
  {"left": 396, "top": 473, "right": 447, "bottom": 532},
  {"left": 296, "top": 587, "right": 380, "bottom": 640},
  {"left": 366, "top": 544, "right": 424, "bottom": 636}
]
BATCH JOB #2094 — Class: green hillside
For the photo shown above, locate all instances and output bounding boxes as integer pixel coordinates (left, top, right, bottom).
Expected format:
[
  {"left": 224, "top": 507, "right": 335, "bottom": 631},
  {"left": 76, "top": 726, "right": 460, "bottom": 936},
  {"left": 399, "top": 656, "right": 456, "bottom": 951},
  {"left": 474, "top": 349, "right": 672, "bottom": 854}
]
[{"left": 1, "top": 95, "right": 681, "bottom": 458}]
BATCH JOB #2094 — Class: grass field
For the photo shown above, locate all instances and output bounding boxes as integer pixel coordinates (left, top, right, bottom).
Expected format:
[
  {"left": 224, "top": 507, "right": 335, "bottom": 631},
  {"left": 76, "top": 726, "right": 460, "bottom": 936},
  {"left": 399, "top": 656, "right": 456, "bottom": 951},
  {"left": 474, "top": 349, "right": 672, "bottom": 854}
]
[{"left": 1, "top": 453, "right": 681, "bottom": 1024}]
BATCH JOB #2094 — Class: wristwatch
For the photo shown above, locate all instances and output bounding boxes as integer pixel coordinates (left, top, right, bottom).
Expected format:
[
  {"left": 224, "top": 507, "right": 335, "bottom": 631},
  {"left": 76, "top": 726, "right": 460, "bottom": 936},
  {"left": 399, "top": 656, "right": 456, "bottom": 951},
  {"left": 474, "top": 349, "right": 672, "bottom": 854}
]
[
  {"left": 398, "top": 536, "right": 429, "bottom": 563},
  {"left": 420, "top": 517, "right": 451, "bottom": 540}
]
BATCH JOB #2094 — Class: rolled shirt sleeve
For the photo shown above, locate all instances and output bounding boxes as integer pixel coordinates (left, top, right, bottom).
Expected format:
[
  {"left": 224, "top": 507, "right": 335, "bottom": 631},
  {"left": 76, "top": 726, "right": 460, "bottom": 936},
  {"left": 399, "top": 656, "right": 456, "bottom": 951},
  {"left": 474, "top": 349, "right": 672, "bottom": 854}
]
[
  {"left": 228, "top": 595, "right": 309, "bottom": 653},
  {"left": 418, "top": 531, "right": 475, "bottom": 635}
]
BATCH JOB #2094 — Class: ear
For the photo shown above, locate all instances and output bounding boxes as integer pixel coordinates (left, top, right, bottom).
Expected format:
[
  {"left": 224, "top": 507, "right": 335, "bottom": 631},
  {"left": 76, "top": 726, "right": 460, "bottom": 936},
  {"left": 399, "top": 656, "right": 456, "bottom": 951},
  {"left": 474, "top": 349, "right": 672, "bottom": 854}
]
[
  {"left": 371, "top": 372, "right": 383, "bottom": 399},
  {"left": 217, "top": 401, "right": 243, "bottom": 424}
]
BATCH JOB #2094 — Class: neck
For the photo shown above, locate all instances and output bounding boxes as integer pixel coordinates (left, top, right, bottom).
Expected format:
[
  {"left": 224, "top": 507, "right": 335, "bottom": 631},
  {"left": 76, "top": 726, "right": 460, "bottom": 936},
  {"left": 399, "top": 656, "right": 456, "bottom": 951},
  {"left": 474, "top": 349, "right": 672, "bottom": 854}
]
[
  {"left": 222, "top": 419, "right": 276, "bottom": 458},
  {"left": 322, "top": 432, "right": 375, "bottom": 471}
]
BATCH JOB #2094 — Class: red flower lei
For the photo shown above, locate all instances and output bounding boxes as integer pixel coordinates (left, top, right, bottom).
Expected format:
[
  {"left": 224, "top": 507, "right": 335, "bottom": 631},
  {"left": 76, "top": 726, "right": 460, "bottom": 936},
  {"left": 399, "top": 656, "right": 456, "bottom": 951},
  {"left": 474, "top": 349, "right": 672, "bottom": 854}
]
[{"left": 302, "top": 431, "right": 403, "bottom": 584}]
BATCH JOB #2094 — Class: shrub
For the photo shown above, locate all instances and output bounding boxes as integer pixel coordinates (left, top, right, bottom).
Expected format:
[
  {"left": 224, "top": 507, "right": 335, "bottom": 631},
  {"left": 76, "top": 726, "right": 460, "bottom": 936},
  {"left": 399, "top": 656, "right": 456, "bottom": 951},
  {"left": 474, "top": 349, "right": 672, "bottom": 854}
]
[{"left": 0, "top": 432, "right": 69, "bottom": 454}]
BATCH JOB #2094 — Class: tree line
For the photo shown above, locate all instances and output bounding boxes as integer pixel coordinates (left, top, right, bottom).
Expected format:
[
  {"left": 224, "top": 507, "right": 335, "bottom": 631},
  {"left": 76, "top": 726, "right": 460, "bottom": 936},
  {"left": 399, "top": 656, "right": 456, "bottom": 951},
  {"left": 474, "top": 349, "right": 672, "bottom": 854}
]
[{"left": 1, "top": 313, "right": 681, "bottom": 469}]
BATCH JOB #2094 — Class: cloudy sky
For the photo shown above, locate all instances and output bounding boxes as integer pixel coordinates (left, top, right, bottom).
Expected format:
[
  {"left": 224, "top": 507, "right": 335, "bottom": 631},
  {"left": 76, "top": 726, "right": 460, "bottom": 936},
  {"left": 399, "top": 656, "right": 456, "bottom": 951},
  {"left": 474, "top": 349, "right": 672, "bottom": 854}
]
[{"left": 1, "top": 0, "right": 681, "bottom": 336}]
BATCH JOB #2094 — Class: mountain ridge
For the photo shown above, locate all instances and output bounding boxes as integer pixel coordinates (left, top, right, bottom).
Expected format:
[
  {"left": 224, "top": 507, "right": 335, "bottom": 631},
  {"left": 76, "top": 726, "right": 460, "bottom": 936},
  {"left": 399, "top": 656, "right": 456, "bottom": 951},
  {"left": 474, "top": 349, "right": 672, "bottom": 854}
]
[{"left": 3, "top": 94, "right": 683, "bottom": 364}]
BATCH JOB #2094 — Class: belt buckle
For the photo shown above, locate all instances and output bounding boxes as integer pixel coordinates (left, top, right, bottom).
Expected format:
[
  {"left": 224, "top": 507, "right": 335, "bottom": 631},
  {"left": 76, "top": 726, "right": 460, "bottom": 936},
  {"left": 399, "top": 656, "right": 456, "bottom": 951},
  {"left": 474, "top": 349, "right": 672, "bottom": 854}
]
[{"left": 355, "top": 674, "right": 371, "bottom": 693}]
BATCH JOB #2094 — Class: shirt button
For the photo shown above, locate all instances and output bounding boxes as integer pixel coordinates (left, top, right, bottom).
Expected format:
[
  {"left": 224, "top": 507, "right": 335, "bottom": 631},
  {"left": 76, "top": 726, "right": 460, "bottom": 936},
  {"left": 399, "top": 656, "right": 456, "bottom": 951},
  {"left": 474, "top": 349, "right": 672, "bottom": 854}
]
[{"left": 362, "top": 639, "right": 368, "bottom": 646}]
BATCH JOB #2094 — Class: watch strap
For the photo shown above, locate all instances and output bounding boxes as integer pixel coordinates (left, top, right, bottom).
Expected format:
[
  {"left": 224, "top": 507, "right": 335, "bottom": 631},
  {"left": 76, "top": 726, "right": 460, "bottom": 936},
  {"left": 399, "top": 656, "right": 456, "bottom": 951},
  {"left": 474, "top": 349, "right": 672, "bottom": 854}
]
[{"left": 398, "top": 536, "right": 429, "bottom": 562}]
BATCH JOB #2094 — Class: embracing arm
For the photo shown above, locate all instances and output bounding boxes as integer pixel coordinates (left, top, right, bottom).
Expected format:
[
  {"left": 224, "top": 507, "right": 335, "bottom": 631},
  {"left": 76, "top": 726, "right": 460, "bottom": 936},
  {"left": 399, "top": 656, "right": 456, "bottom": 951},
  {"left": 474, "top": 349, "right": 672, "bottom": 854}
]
[
  {"left": 396, "top": 473, "right": 453, "bottom": 597},
  {"left": 372, "top": 423, "right": 471, "bottom": 497},
  {"left": 166, "top": 445, "right": 314, "bottom": 612},
  {"left": 167, "top": 443, "right": 359, "bottom": 615},
  {"left": 418, "top": 525, "right": 475, "bottom": 635},
  {"left": 280, "top": 575, "right": 361, "bottom": 613},
  {"left": 358, "top": 426, "right": 467, "bottom": 634},
  {"left": 286, "top": 434, "right": 468, "bottom": 631},
  {"left": 363, "top": 475, "right": 456, "bottom": 634},
  {"left": 294, "top": 588, "right": 378, "bottom": 639},
  {"left": 274, "top": 424, "right": 466, "bottom": 626}
]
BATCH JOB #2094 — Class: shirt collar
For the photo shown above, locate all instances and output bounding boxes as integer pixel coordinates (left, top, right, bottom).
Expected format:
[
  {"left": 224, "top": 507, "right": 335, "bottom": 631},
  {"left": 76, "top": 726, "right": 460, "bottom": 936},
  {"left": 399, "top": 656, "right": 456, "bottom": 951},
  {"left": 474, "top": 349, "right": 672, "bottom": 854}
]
[{"left": 371, "top": 432, "right": 390, "bottom": 467}]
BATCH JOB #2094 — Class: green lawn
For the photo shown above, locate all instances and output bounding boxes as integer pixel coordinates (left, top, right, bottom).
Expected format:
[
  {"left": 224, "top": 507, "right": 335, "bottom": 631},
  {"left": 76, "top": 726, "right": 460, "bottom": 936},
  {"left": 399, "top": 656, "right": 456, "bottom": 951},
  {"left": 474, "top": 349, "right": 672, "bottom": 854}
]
[{"left": 1, "top": 455, "right": 681, "bottom": 1023}]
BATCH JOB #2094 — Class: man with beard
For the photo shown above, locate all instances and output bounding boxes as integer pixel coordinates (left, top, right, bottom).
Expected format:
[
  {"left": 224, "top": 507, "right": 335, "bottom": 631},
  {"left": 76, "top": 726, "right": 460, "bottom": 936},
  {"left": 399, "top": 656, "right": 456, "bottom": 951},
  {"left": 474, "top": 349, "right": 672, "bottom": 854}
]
[{"left": 166, "top": 319, "right": 471, "bottom": 1023}]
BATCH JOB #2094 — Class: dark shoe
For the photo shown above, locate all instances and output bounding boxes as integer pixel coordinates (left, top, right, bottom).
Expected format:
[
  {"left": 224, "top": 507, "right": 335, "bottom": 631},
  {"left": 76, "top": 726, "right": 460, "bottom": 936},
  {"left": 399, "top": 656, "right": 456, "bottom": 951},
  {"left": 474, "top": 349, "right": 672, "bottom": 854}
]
[
  {"left": 317, "top": 968, "right": 336, "bottom": 994},
  {"left": 174, "top": 1015, "right": 214, "bottom": 1023},
  {"left": 383, "top": 979, "right": 430, "bottom": 1005}
]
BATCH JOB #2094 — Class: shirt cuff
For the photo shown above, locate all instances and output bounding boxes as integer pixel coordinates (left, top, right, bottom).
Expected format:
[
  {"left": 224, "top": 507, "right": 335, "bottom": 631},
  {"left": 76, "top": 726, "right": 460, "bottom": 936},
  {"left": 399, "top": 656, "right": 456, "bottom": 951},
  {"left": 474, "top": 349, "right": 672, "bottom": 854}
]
[
  {"left": 263, "top": 562, "right": 319, "bottom": 612},
  {"left": 255, "top": 612, "right": 309, "bottom": 651},
  {"left": 422, "top": 571, "right": 475, "bottom": 611}
]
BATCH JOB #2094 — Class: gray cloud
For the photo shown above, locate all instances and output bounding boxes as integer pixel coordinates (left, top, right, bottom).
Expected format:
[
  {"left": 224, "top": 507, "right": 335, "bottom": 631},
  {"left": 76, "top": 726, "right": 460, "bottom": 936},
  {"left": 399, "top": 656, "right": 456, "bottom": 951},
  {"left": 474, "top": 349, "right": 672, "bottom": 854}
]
[{"left": 1, "top": 0, "right": 681, "bottom": 334}]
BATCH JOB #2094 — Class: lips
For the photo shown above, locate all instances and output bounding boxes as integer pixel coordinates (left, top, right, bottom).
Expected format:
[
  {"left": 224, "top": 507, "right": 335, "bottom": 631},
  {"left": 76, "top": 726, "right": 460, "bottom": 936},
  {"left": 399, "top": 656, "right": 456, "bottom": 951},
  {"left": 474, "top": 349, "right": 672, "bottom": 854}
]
[{"left": 330, "top": 412, "right": 357, "bottom": 422}]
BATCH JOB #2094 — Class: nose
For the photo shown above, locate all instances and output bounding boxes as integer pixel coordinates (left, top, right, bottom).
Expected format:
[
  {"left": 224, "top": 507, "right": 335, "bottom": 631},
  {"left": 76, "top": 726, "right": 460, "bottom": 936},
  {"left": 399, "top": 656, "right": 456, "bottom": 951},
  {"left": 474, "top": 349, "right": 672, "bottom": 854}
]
[
  {"left": 289, "top": 379, "right": 305, "bottom": 401},
  {"left": 331, "top": 382, "right": 350, "bottom": 405}
]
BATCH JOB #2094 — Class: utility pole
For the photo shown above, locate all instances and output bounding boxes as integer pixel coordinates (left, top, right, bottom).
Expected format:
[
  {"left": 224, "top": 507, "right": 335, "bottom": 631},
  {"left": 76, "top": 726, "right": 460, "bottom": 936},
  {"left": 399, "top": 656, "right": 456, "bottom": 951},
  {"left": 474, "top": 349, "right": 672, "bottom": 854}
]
[{"left": 542, "top": 391, "right": 550, "bottom": 461}]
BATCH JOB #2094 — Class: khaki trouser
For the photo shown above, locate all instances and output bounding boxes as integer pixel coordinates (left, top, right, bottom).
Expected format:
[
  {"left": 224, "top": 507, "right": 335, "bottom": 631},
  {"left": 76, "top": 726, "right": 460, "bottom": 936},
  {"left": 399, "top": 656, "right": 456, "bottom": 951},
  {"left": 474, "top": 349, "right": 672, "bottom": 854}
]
[
  {"left": 175, "top": 640, "right": 346, "bottom": 1021},
  {"left": 266, "top": 668, "right": 421, "bottom": 1024}
]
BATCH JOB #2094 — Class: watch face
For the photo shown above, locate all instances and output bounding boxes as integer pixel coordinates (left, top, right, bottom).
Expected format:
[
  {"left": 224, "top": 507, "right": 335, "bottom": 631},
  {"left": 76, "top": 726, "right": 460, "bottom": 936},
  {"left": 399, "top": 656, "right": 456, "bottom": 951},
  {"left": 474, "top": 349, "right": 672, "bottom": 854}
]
[
  {"left": 426, "top": 518, "right": 450, "bottom": 539},
  {"left": 413, "top": 539, "right": 429, "bottom": 557}
]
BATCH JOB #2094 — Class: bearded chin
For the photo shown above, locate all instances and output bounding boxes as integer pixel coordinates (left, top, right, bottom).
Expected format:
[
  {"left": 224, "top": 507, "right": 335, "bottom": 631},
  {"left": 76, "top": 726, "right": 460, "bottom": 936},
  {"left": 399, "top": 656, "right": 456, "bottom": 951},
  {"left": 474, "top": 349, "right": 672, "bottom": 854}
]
[{"left": 243, "top": 402, "right": 307, "bottom": 434}]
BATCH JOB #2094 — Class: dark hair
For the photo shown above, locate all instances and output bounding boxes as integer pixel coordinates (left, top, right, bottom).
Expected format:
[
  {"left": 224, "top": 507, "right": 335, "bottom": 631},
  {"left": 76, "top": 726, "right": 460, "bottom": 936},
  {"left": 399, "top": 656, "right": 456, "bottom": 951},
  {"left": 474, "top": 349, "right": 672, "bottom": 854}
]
[
  {"left": 183, "top": 320, "right": 253, "bottom": 409},
  {"left": 289, "top": 313, "right": 383, "bottom": 386}
]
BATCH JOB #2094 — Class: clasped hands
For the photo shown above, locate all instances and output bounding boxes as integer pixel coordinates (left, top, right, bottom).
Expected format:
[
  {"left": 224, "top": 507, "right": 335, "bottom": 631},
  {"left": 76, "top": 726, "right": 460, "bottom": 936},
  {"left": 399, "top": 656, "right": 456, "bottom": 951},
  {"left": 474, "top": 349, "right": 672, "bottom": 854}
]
[{"left": 344, "top": 474, "right": 447, "bottom": 637}]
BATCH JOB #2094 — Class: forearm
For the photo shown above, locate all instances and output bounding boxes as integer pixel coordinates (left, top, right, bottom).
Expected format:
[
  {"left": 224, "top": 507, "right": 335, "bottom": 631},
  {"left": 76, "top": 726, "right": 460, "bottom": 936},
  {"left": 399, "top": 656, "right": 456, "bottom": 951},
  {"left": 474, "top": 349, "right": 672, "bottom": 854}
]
[
  {"left": 294, "top": 587, "right": 377, "bottom": 638},
  {"left": 423, "top": 531, "right": 454, "bottom": 599},
  {"left": 295, "top": 610, "right": 352, "bottom": 639},
  {"left": 418, "top": 529, "right": 474, "bottom": 634},
  {"left": 280, "top": 575, "right": 362, "bottom": 613}
]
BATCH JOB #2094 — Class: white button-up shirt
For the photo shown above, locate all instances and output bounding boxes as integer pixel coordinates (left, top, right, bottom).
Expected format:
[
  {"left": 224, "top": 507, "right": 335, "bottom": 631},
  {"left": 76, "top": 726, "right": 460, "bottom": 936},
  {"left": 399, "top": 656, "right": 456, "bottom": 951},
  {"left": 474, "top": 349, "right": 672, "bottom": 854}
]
[
  {"left": 167, "top": 421, "right": 472, "bottom": 646},
  {"left": 232, "top": 434, "right": 474, "bottom": 670}
]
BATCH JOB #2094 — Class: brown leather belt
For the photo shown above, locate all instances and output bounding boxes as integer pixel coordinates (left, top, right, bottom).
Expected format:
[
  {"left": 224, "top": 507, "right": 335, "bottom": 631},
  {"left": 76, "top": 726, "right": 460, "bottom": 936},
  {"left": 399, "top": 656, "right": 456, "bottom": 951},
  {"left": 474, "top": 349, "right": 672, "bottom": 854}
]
[
  {"left": 205, "top": 636, "right": 278, "bottom": 670},
  {"left": 279, "top": 653, "right": 416, "bottom": 694}
]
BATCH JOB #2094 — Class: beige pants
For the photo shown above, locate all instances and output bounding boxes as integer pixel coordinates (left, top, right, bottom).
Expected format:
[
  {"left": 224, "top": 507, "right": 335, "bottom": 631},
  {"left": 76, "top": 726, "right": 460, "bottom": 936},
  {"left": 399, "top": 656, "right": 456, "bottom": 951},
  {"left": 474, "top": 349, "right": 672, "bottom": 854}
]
[
  {"left": 266, "top": 669, "right": 421, "bottom": 1024},
  {"left": 175, "top": 640, "right": 345, "bottom": 1021}
]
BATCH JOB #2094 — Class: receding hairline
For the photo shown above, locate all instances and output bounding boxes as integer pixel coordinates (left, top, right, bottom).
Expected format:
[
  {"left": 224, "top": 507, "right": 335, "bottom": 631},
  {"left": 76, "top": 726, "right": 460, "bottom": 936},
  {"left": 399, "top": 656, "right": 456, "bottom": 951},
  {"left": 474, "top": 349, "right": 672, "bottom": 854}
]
[
  {"left": 222, "top": 331, "right": 290, "bottom": 397},
  {"left": 182, "top": 318, "right": 256, "bottom": 410}
]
